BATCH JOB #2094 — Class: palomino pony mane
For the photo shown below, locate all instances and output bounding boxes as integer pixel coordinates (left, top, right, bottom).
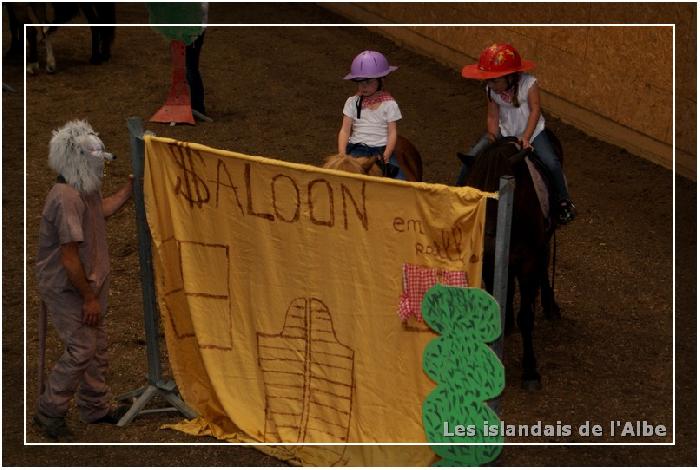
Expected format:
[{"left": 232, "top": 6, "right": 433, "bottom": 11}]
[{"left": 322, "top": 154, "right": 382, "bottom": 177}]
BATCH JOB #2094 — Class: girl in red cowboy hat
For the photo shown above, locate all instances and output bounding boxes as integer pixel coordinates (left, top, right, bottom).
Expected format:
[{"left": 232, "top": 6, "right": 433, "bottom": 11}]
[{"left": 458, "top": 43, "right": 575, "bottom": 224}]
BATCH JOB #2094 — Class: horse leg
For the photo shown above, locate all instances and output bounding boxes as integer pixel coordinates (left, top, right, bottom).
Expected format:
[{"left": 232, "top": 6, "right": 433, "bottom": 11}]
[
  {"left": 79, "top": 4, "right": 115, "bottom": 64},
  {"left": 541, "top": 270, "right": 560, "bottom": 319},
  {"left": 517, "top": 270, "right": 541, "bottom": 390},
  {"left": 4, "top": 5, "right": 23, "bottom": 59},
  {"left": 88, "top": 25, "right": 103, "bottom": 64},
  {"left": 78, "top": 4, "right": 104, "bottom": 64},
  {"left": 26, "top": 4, "right": 54, "bottom": 74},
  {"left": 504, "top": 273, "right": 516, "bottom": 336},
  {"left": 96, "top": 4, "right": 116, "bottom": 62},
  {"left": 97, "top": 26, "right": 115, "bottom": 63},
  {"left": 26, "top": 26, "right": 40, "bottom": 75},
  {"left": 43, "top": 27, "right": 55, "bottom": 73},
  {"left": 540, "top": 241, "right": 561, "bottom": 319}
]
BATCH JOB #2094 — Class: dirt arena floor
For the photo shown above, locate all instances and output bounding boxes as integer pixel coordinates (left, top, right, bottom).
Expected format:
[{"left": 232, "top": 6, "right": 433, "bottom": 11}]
[{"left": 3, "top": 3, "right": 696, "bottom": 466}]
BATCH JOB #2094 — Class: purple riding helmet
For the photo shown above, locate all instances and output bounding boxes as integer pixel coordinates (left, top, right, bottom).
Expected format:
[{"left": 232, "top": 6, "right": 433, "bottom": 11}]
[{"left": 343, "top": 50, "right": 398, "bottom": 80}]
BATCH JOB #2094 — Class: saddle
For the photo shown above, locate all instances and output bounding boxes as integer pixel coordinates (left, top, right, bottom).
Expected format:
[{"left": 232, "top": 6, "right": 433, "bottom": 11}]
[{"left": 525, "top": 153, "right": 556, "bottom": 224}]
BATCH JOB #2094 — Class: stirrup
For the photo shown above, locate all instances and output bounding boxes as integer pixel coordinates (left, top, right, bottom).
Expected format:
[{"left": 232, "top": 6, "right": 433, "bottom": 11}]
[
  {"left": 456, "top": 152, "right": 472, "bottom": 165},
  {"left": 557, "top": 201, "right": 576, "bottom": 225}
]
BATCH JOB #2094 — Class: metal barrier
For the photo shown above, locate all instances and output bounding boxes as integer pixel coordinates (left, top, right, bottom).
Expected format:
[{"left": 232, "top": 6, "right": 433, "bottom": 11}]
[{"left": 116, "top": 117, "right": 197, "bottom": 426}]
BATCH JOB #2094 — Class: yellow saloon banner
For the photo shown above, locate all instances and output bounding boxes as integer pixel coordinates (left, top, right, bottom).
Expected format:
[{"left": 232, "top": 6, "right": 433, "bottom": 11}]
[{"left": 143, "top": 136, "right": 492, "bottom": 466}]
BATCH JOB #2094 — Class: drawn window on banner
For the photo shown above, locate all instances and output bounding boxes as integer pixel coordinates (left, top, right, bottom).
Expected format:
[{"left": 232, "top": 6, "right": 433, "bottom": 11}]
[{"left": 159, "top": 237, "right": 233, "bottom": 350}]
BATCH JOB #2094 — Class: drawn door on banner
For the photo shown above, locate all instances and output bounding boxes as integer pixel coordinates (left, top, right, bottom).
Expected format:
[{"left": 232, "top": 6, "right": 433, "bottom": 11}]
[{"left": 257, "top": 297, "right": 354, "bottom": 462}]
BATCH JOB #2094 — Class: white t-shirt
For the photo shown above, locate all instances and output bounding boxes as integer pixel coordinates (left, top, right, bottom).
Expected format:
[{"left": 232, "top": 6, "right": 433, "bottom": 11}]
[
  {"left": 488, "top": 73, "right": 545, "bottom": 142},
  {"left": 343, "top": 95, "right": 402, "bottom": 147}
]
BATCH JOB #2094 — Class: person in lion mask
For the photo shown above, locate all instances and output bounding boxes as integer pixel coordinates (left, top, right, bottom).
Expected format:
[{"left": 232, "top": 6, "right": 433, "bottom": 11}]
[{"left": 34, "top": 119, "right": 133, "bottom": 439}]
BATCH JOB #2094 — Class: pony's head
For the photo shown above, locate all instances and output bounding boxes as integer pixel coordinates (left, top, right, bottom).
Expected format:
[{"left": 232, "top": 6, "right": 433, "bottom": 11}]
[
  {"left": 463, "top": 137, "right": 529, "bottom": 192},
  {"left": 48, "top": 119, "right": 116, "bottom": 194},
  {"left": 322, "top": 154, "right": 383, "bottom": 177}
]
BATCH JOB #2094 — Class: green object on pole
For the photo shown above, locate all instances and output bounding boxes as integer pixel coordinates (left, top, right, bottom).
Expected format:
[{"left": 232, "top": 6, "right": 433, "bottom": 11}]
[
  {"left": 147, "top": 2, "right": 204, "bottom": 45},
  {"left": 421, "top": 285, "right": 505, "bottom": 466}
]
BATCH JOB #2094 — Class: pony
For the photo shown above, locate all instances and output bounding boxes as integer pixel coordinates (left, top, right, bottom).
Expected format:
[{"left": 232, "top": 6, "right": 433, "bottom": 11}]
[
  {"left": 460, "top": 133, "right": 562, "bottom": 390},
  {"left": 322, "top": 135, "right": 423, "bottom": 182},
  {"left": 4, "top": 3, "right": 116, "bottom": 74}
]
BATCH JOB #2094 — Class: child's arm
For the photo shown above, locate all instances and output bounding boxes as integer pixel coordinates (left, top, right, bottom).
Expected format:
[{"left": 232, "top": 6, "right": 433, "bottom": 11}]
[
  {"left": 486, "top": 99, "right": 499, "bottom": 142},
  {"left": 521, "top": 82, "right": 542, "bottom": 148},
  {"left": 383, "top": 121, "right": 397, "bottom": 162},
  {"left": 338, "top": 116, "right": 353, "bottom": 155}
]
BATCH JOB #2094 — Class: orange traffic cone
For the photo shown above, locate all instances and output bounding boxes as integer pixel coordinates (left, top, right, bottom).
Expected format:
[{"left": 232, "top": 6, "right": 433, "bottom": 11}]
[{"left": 150, "top": 40, "right": 195, "bottom": 125}]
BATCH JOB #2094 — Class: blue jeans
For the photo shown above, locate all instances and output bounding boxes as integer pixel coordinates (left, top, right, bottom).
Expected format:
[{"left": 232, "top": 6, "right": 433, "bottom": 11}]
[
  {"left": 531, "top": 131, "right": 569, "bottom": 203},
  {"left": 455, "top": 131, "right": 570, "bottom": 202},
  {"left": 346, "top": 143, "right": 406, "bottom": 181}
]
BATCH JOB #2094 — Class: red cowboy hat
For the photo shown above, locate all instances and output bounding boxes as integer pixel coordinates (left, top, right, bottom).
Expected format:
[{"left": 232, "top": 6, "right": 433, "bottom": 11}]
[{"left": 461, "top": 43, "right": 536, "bottom": 80}]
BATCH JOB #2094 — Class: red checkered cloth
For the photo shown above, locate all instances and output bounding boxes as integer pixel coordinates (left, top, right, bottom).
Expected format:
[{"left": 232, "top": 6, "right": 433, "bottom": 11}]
[
  {"left": 397, "top": 263, "right": 469, "bottom": 322},
  {"left": 356, "top": 91, "right": 395, "bottom": 108}
]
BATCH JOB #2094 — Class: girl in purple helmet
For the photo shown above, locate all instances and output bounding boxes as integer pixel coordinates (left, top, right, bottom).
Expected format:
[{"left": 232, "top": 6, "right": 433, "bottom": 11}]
[{"left": 337, "top": 50, "right": 405, "bottom": 179}]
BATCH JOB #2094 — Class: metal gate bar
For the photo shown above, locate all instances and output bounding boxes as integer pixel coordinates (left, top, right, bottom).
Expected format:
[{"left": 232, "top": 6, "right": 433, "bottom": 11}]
[{"left": 116, "top": 117, "right": 197, "bottom": 426}]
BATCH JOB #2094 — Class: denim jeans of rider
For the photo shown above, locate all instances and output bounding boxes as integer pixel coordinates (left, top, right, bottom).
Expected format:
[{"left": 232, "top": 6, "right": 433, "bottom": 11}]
[{"left": 345, "top": 143, "right": 406, "bottom": 180}]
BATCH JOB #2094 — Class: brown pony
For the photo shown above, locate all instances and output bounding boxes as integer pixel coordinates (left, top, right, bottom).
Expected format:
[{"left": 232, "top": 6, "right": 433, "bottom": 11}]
[
  {"left": 323, "top": 135, "right": 423, "bottom": 182},
  {"left": 461, "top": 135, "right": 561, "bottom": 390}
]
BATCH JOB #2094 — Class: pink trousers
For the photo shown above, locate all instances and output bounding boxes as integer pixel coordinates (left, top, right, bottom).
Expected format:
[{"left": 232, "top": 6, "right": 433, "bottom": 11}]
[{"left": 37, "top": 305, "right": 111, "bottom": 423}]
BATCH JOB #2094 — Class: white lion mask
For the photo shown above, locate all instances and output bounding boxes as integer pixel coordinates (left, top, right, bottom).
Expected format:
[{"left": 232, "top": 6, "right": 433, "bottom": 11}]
[{"left": 48, "top": 119, "right": 116, "bottom": 194}]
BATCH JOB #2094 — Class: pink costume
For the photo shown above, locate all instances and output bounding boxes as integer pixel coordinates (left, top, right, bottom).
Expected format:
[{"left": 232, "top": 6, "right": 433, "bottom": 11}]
[{"left": 35, "top": 182, "right": 112, "bottom": 423}]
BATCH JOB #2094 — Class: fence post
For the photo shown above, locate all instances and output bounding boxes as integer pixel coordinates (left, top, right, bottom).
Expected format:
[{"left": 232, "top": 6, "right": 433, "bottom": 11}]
[
  {"left": 492, "top": 176, "right": 514, "bottom": 359},
  {"left": 488, "top": 175, "right": 514, "bottom": 418},
  {"left": 116, "top": 116, "right": 197, "bottom": 426}
]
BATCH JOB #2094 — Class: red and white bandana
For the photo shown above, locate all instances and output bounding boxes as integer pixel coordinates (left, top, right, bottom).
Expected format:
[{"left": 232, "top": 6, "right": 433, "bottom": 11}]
[
  {"left": 495, "top": 88, "right": 515, "bottom": 104},
  {"left": 356, "top": 91, "right": 395, "bottom": 109}
]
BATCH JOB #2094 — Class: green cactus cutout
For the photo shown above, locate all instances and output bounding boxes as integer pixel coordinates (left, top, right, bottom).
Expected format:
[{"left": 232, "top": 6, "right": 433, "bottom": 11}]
[{"left": 421, "top": 285, "right": 505, "bottom": 466}]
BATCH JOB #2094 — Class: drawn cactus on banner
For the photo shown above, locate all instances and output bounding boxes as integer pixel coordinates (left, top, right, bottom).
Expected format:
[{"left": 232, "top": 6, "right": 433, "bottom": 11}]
[{"left": 421, "top": 285, "right": 504, "bottom": 466}]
